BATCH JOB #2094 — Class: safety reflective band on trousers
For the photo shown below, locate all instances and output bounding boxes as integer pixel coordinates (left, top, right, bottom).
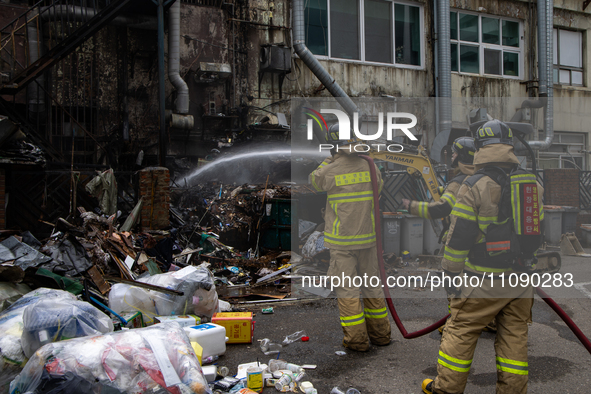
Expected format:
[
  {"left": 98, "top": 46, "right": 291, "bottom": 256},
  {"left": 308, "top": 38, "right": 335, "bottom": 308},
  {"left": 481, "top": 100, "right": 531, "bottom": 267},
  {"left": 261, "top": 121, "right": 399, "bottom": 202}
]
[
  {"left": 340, "top": 313, "right": 365, "bottom": 327},
  {"left": 364, "top": 307, "right": 388, "bottom": 319},
  {"left": 496, "top": 356, "right": 528, "bottom": 375},
  {"left": 438, "top": 351, "right": 472, "bottom": 373}
]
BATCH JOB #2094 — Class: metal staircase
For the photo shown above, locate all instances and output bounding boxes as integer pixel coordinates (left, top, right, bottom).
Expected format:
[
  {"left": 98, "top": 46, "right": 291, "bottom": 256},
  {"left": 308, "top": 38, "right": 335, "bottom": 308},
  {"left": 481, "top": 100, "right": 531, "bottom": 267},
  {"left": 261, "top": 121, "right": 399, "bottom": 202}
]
[{"left": 0, "top": 0, "right": 133, "bottom": 95}]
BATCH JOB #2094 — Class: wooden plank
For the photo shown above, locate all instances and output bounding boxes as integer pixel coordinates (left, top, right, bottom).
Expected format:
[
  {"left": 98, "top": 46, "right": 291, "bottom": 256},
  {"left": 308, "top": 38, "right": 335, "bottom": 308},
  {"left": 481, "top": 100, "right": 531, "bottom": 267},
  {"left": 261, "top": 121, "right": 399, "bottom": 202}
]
[{"left": 87, "top": 265, "right": 111, "bottom": 294}]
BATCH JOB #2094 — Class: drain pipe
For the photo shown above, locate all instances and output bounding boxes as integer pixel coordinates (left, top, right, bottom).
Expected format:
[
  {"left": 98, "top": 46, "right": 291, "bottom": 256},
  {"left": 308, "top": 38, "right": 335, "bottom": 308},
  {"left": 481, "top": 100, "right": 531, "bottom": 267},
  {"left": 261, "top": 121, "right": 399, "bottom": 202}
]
[
  {"left": 429, "top": 0, "right": 452, "bottom": 163},
  {"left": 292, "top": 0, "right": 360, "bottom": 118},
  {"left": 517, "top": 0, "right": 553, "bottom": 153},
  {"left": 27, "top": 14, "right": 45, "bottom": 116},
  {"left": 168, "top": 0, "right": 189, "bottom": 115}
]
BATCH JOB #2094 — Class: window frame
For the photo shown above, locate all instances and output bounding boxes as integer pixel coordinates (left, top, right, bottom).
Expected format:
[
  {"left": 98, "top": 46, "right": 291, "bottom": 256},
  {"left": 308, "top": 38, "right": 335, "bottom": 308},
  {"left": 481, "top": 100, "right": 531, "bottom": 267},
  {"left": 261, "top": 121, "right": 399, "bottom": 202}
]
[
  {"left": 306, "top": 0, "right": 425, "bottom": 70},
  {"left": 450, "top": 9, "right": 524, "bottom": 80},
  {"left": 553, "top": 28, "right": 584, "bottom": 87},
  {"left": 538, "top": 131, "right": 586, "bottom": 170}
]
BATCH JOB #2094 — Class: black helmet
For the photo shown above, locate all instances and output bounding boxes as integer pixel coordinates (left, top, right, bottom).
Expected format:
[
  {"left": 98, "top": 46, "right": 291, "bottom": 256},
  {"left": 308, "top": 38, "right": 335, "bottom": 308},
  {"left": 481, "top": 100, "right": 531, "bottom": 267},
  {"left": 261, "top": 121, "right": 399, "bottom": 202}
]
[
  {"left": 451, "top": 137, "right": 475, "bottom": 166},
  {"left": 326, "top": 123, "right": 359, "bottom": 147},
  {"left": 474, "top": 119, "right": 514, "bottom": 150}
]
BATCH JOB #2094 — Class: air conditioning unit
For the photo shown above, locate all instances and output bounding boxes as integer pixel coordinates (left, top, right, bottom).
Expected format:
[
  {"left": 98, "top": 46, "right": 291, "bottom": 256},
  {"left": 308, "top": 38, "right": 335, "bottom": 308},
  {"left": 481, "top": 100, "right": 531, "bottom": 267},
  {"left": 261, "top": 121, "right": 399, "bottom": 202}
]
[{"left": 260, "top": 45, "right": 292, "bottom": 73}]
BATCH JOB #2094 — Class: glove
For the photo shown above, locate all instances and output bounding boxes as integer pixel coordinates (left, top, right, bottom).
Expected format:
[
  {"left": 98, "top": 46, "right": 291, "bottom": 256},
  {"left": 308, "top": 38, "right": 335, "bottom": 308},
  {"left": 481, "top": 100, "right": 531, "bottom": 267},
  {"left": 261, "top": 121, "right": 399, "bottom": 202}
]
[{"left": 443, "top": 270, "right": 461, "bottom": 298}]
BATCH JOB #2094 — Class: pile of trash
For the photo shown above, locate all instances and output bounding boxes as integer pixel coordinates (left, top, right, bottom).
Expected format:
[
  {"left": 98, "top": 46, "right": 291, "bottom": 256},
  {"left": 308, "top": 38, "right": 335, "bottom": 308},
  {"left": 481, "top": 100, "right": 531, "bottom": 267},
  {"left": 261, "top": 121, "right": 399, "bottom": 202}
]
[{"left": 0, "top": 158, "right": 345, "bottom": 392}]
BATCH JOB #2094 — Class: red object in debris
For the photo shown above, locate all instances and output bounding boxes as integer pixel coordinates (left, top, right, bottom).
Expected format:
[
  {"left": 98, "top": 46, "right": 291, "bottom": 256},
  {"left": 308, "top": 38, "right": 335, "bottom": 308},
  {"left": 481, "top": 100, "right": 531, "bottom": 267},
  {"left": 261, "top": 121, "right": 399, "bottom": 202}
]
[{"left": 301, "top": 336, "right": 310, "bottom": 342}]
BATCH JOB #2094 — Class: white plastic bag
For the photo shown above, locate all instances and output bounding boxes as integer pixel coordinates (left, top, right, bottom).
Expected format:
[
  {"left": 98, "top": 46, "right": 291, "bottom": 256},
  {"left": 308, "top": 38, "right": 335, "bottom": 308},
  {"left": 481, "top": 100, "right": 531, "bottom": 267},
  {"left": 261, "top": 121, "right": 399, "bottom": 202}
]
[
  {"left": 109, "top": 265, "right": 219, "bottom": 324},
  {"left": 10, "top": 322, "right": 212, "bottom": 394},
  {"left": 0, "top": 288, "right": 76, "bottom": 394}
]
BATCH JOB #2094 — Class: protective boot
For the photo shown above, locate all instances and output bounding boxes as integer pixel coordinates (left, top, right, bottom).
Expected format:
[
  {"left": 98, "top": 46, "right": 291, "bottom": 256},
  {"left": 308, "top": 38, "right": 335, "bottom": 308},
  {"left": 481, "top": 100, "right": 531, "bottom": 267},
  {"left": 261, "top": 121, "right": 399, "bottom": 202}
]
[{"left": 422, "top": 379, "right": 434, "bottom": 394}]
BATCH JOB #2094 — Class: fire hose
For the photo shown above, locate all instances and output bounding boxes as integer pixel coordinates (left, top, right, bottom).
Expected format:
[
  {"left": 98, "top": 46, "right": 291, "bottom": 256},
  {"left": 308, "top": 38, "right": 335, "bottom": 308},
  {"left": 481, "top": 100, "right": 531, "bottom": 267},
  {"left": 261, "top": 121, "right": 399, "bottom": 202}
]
[{"left": 360, "top": 155, "right": 591, "bottom": 352}]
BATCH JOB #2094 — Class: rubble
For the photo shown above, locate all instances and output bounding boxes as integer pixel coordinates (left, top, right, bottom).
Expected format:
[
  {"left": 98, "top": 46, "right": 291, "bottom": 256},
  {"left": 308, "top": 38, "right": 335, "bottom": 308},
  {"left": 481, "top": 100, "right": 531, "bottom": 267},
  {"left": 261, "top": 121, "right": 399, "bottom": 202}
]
[{"left": 0, "top": 173, "right": 336, "bottom": 393}]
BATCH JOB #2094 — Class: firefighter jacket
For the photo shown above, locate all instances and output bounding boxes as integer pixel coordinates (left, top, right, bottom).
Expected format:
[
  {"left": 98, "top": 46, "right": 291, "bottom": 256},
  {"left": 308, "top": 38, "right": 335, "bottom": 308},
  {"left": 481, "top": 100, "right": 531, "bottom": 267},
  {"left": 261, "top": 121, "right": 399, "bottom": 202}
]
[
  {"left": 441, "top": 144, "right": 544, "bottom": 274},
  {"left": 310, "top": 152, "right": 383, "bottom": 250},
  {"left": 410, "top": 162, "right": 475, "bottom": 219}
]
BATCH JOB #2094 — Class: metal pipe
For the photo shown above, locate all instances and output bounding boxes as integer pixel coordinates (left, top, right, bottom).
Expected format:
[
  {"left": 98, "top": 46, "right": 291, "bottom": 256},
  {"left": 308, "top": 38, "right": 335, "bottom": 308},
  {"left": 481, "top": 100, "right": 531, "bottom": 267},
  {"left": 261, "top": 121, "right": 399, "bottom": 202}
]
[
  {"left": 168, "top": 0, "right": 190, "bottom": 114},
  {"left": 517, "top": 0, "right": 553, "bottom": 152},
  {"left": 39, "top": 5, "right": 158, "bottom": 29},
  {"left": 429, "top": 0, "right": 452, "bottom": 163},
  {"left": 157, "top": 0, "right": 167, "bottom": 165},
  {"left": 292, "top": 0, "right": 359, "bottom": 118},
  {"left": 27, "top": 13, "right": 45, "bottom": 116}
]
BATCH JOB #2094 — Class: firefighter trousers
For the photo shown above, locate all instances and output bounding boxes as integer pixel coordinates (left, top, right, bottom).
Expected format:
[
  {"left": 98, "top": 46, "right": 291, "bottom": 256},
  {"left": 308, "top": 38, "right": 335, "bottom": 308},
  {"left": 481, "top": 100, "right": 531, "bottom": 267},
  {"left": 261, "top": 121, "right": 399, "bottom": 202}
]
[
  {"left": 327, "top": 247, "right": 391, "bottom": 351},
  {"left": 433, "top": 280, "right": 533, "bottom": 394}
]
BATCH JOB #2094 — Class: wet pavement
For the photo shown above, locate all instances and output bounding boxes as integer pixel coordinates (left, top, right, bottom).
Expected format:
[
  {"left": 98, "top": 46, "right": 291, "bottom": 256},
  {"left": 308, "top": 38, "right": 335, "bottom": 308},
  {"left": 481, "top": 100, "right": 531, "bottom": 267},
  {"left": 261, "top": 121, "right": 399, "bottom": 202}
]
[{"left": 220, "top": 253, "right": 591, "bottom": 393}]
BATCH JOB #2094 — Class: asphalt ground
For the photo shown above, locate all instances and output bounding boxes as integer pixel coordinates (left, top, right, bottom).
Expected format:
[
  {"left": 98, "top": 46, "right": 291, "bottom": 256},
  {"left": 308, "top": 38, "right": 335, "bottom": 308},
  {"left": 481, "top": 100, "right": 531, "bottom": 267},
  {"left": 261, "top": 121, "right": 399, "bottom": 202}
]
[{"left": 218, "top": 252, "right": 591, "bottom": 393}]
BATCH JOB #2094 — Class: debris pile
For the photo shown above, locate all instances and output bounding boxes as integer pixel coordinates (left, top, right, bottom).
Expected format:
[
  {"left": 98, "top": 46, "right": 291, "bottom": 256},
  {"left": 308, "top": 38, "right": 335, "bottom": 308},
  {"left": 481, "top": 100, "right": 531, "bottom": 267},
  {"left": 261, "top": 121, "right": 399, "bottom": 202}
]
[{"left": 0, "top": 168, "right": 336, "bottom": 393}]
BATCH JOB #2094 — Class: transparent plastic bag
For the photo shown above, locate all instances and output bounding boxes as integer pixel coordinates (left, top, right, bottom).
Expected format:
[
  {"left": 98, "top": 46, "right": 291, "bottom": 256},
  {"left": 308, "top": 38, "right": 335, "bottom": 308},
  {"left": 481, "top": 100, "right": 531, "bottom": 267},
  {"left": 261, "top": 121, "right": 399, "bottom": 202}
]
[
  {"left": 0, "top": 288, "right": 76, "bottom": 394},
  {"left": 10, "top": 322, "right": 212, "bottom": 394},
  {"left": 21, "top": 298, "right": 114, "bottom": 358},
  {"left": 109, "top": 265, "right": 219, "bottom": 324}
]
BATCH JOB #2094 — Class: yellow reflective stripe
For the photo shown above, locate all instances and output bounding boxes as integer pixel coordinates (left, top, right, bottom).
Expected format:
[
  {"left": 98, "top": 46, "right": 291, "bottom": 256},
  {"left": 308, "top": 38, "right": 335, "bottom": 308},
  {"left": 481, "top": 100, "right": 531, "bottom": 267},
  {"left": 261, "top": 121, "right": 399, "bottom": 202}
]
[
  {"left": 416, "top": 201, "right": 429, "bottom": 218},
  {"left": 496, "top": 357, "right": 528, "bottom": 375},
  {"left": 364, "top": 307, "right": 388, "bottom": 319},
  {"left": 311, "top": 173, "right": 322, "bottom": 191},
  {"left": 340, "top": 312, "right": 365, "bottom": 327},
  {"left": 540, "top": 210, "right": 545, "bottom": 220},
  {"left": 511, "top": 174, "right": 537, "bottom": 183},
  {"left": 478, "top": 216, "right": 500, "bottom": 232},
  {"left": 512, "top": 183, "right": 521, "bottom": 234},
  {"left": 440, "top": 192, "right": 456, "bottom": 206},
  {"left": 452, "top": 203, "right": 477, "bottom": 221},
  {"left": 329, "top": 196, "right": 374, "bottom": 203},
  {"left": 327, "top": 191, "right": 374, "bottom": 199},
  {"left": 438, "top": 351, "right": 472, "bottom": 373},
  {"left": 333, "top": 203, "right": 339, "bottom": 236},
  {"left": 326, "top": 239, "right": 375, "bottom": 246},
  {"left": 465, "top": 261, "right": 511, "bottom": 273},
  {"left": 444, "top": 247, "right": 469, "bottom": 263}
]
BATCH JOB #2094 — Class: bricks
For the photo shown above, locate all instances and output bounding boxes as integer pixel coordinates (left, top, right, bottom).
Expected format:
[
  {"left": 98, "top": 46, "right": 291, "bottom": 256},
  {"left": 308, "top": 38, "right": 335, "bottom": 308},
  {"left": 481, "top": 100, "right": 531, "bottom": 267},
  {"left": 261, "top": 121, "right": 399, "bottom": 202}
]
[
  {"left": 543, "top": 169, "right": 580, "bottom": 207},
  {"left": 138, "top": 167, "right": 170, "bottom": 230}
]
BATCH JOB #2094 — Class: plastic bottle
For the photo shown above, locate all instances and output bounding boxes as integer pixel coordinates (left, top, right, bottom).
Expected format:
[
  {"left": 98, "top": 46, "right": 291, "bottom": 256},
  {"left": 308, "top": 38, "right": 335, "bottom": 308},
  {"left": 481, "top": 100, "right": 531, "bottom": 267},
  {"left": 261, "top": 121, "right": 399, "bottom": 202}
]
[
  {"left": 268, "top": 359, "right": 302, "bottom": 373},
  {"left": 274, "top": 373, "right": 294, "bottom": 391},
  {"left": 282, "top": 330, "right": 307, "bottom": 345},
  {"left": 260, "top": 338, "right": 282, "bottom": 355}
]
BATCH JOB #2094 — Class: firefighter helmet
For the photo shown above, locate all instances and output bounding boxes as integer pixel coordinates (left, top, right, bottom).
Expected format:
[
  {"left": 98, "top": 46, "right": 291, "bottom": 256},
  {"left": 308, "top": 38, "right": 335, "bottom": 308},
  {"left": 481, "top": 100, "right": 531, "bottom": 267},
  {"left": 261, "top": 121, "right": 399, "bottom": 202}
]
[
  {"left": 474, "top": 119, "right": 514, "bottom": 150},
  {"left": 451, "top": 137, "right": 476, "bottom": 166},
  {"left": 326, "top": 123, "right": 359, "bottom": 147}
]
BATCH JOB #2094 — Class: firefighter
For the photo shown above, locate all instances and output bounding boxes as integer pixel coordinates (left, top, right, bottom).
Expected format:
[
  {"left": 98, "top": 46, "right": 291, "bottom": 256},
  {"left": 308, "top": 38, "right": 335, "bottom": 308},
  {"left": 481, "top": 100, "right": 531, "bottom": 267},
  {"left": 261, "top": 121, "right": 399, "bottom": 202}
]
[
  {"left": 402, "top": 137, "right": 497, "bottom": 334},
  {"left": 309, "top": 124, "right": 391, "bottom": 352},
  {"left": 422, "top": 119, "right": 544, "bottom": 394},
  {"left": 402, "top": 136, "right": 476, "bottom": 219}
]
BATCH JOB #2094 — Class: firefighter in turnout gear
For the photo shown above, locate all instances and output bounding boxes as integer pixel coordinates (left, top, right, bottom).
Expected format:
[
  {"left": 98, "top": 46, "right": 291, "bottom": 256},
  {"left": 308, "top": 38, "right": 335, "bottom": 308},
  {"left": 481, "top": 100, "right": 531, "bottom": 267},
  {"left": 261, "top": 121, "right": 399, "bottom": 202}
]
[
  {"left": 422, "top": 120, "right": 544, "bottom": 394},
  {"left": 402, "top": 137, "right": 476, "bottom": 219},
  {"left": 309, "top": 124, "right": 391, "bottom": 351}
]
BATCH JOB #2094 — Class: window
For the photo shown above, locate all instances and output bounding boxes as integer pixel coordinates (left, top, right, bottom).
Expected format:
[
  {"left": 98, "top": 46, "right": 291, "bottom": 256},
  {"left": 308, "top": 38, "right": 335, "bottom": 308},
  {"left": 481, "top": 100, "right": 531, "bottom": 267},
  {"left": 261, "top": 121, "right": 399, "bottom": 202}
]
[
  {"left": 553, "top": 28, "right": 583, "bottom": 86},
  {"left": 538, "top": 132, "right": 586, "bottom": 169},
  {"left": 450, "top": 11, "right": 522, "bottom": 78},
  {"left": 304, "top": 0, "right": 423, "bottom": 67}
]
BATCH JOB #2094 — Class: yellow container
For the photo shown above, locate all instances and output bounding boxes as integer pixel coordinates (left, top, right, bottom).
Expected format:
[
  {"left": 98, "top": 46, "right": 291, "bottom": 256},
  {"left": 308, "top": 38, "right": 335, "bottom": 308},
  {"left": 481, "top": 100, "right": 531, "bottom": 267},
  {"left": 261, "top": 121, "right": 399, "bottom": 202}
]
[
  {"left": 246, "top": 366, "right": 263, "bottom": 393},
  {"left": 211, "top": 312, "right": 254, "bottom": 344}
]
